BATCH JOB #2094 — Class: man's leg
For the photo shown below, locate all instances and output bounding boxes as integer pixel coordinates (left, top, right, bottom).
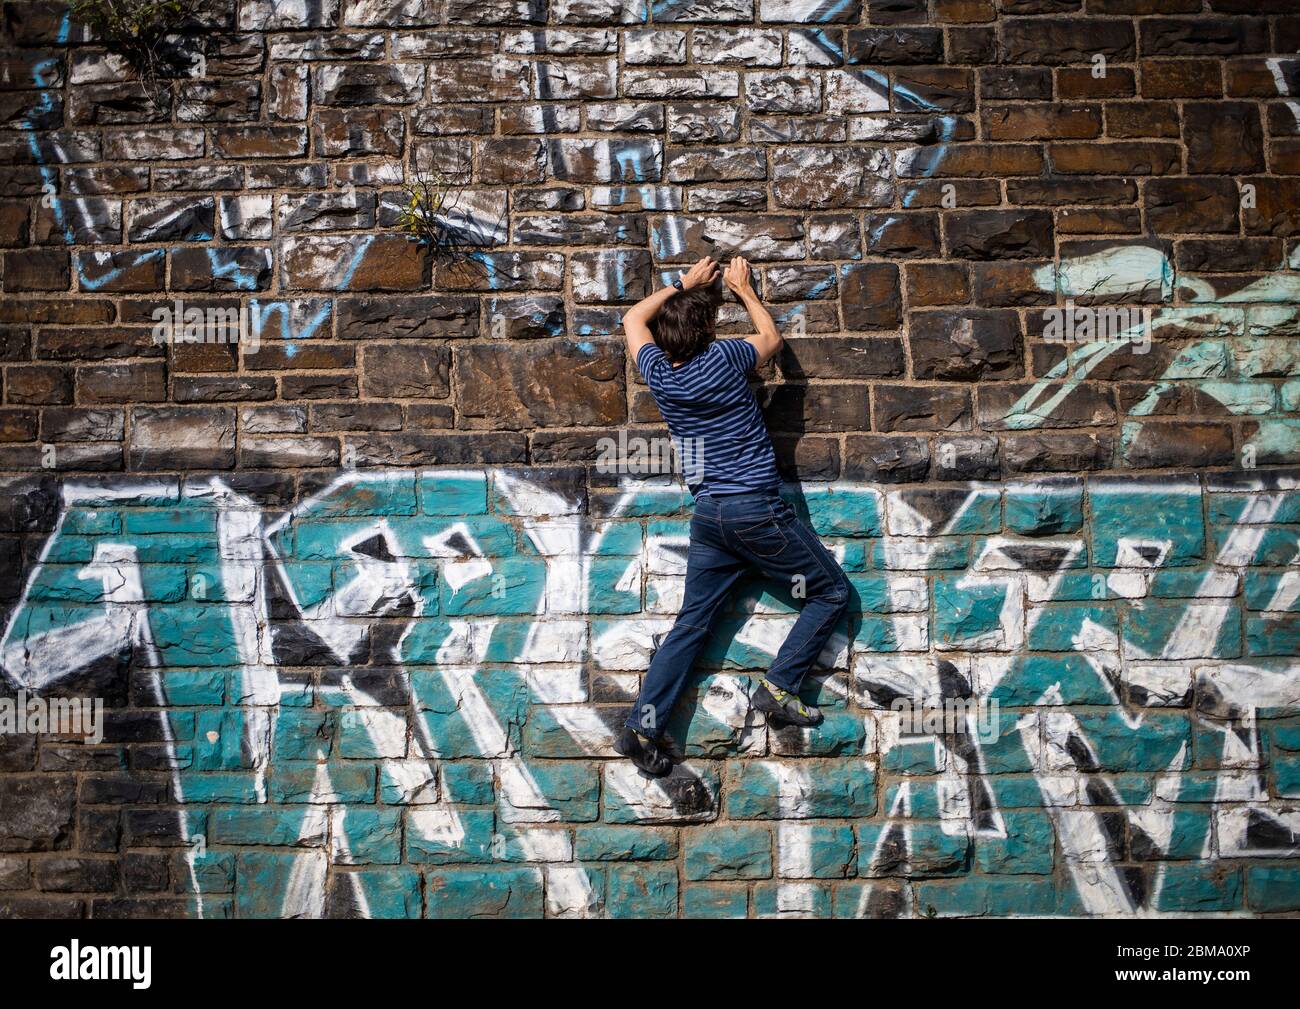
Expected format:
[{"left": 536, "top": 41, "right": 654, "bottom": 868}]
[
  {"left": 724, "top": 497, "right": 850, "bottom": 720},
  {"left": 625, "top": 519, "right": 746, "bottom": 741}
]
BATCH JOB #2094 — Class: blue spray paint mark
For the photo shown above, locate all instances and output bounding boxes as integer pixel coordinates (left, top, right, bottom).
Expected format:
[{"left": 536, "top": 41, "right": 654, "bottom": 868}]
[
  {"left": 23, "top": 35, "right": 141, "bottom": 290},
  {"left": 613, "top": 141, "right": 656, "bottom": 184},
  {"left": 466, "top": 250, "right": 504, "bottom": 291},
  {"left": 332, "top": 234, "right": 375, "bottom": 291},
  {"left": 612, "top": 252, "right": 630, "bottom": 300},
  {"left": 890, "top": 78, "right": 956, "bottom": 207},
  {"left": 205, "top": 248, "right": 262, "bottom": 291},
  {"left": 813, "top": 0, "right": 856, "bottom": 21},
  {"left": 867, "top": 216, "right": 900, "bottom": 246},
  {"left": 77, "top": 249, "right": 165, "bottom": 291},
  {"left": 250, "top": 300, "right": 335, "bottom": 359},
  {"left": 251, "top": 300, "right": 333, "bottom": 341},
  {"left": 804, "top": 273, "right": 836, "bottom": 298},
  {"left": 24, "top": 58, "right": 74, "bottom": 247},
  {"left": 794, "top": 29, "right": 843, "bottom": 63}
]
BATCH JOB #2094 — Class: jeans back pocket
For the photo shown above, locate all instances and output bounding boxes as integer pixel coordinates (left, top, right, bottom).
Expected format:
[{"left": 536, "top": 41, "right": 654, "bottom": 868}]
[{"left": 732, "top": 509, "right": 789, "bottom": 557}]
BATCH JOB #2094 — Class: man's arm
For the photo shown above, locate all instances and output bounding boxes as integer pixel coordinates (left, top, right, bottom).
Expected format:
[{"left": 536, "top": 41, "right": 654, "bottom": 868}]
[
  {"left": 724, "top": 256, "right": 782, "bottom": 367},
  {"left": 621, "top": 256, "right": 718, "bottom": 363}
]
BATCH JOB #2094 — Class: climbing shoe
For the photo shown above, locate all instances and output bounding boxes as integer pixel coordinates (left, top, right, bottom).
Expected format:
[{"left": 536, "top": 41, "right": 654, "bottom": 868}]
[
  {"left": 614, "top": 725, "right": 673, "bottom": 777},
  {"left": 752, "top": 679, "right": 822, "bottom": 728}
]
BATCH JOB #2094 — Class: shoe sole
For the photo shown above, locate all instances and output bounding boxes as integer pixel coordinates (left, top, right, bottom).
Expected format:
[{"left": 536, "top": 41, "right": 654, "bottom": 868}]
[
  {"left": 613, "top": 737, "right": 673, "bottom": 777},
  {"left": 752, "top": 692, "right": 821, "bottom": 728}
]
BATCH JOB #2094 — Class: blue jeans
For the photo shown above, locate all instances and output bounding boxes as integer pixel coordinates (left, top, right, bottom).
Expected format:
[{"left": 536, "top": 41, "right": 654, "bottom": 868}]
[{"left": 626, "top": 489, "right": 850, "bottom": 739}]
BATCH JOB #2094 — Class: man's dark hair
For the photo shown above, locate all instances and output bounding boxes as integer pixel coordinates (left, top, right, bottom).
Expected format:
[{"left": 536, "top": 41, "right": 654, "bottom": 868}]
[{"left": 651, "top": 287, "right": 718, "bottom": 363}]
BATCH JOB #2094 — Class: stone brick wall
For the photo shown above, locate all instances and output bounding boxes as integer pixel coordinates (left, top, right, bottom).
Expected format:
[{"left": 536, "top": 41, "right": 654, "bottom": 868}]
[{"left": 2, "top": 0, "right": 1300, "bottom": 917}]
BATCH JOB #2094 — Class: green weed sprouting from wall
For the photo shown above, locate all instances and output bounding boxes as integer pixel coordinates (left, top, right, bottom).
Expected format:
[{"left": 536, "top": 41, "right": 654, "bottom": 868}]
[
  {"left": 395, "top": 165, "right": 463, "bottom": 250},
  {"left": 392, "top": 145, "right": 501, "bottom": 279},
  {"left": 69, "top": 0, "right": 200, "bottom": 104}
]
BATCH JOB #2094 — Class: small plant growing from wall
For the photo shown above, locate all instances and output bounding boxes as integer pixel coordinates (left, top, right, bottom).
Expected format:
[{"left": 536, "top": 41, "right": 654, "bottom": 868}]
[
  {"left": 390, "top": 142, "right": 500, "bottom": 280},
  {"left": 69, "top": 0, "right": 203, "bottom": 104},
  {"left": 394, "top": 164, "right": 471, "bottom": 257}
]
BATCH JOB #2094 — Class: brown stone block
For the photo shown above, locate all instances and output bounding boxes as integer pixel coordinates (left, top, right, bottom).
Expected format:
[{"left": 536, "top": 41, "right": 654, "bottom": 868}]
[
  {"left": 1003, "top": 431, "right": 1114, "bottom": 473},
  {"left": 1140, "top": 60, "right": 1222, "bottom": 98},
  {"left": 977, "top": 382, "right": 1116, "bottom": 430},
  {"left": 1057, "top": 68, "right": 1135, "bottom": 100},
  {"left": 840, "top": 263, "right": 902, "bottom": 331},
  {"left": 361, "top": 345, "right": 450, "bottom": 399},
  {"left": 874, "top": 385, "right": 972, "bottom": 432},
  {"left": 761, "top": 383, "right": 871, "bottom": 433},
  {"left": 778, "top": 337, "right": 906, "bottom": 379},
  {"left": 907, "top": 263, "right": 969, "bottom": 307},
  {"left": 281, "top": 374, "right": 359, "bottom": 400},
  {"left": 1121, "top": 420, "right": 1235, "bottom": 468},
  {"left": 945, "top": 210, "right": 1055, "bottom": 260},
  {"left": 3, "top": 250, "right": 69, "bottom": 292},
  {"left": 1050, "top": 142, "right": 1181, "bottom": 175},
  {"left": 342, "top": 432, "right": 527, "bottom": 466},
  {"left": 908, "top": 309, "right": 1023, "bottom": 380},
  {"left": 843, "top": 434, "right": 930, "bottom": 482},
  {"left": 982, "top": 104, "right": 1102, "bottom": 140},
  {"left": 456, "top": 342, "right": 625, "bottom": 429},
  {"left": 282, "top": 235, "right": 428, "bottom": 291},
  {"left": 78, "top": 362, "right": 167, "bottom": 403},
  {"left": 129, "top": 407, "right": 235, "bottom": 470}
]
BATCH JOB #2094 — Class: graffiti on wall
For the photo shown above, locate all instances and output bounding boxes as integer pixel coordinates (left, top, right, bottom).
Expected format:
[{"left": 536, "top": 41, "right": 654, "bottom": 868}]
[
  {"left": 20, "top": 30, "right": 1300, "bottom": 456},
  {"left": 6, "top": 10, "right": 1300, "bottom": 916},
  {"left": 3, "top": 470, "right": 1299, "bottom": 916}
]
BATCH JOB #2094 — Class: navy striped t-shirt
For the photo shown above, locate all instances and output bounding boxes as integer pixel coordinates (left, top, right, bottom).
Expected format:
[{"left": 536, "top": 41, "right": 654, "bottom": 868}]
[{"left": 636, "top": 338, "right": 781, "bottom": 497}]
